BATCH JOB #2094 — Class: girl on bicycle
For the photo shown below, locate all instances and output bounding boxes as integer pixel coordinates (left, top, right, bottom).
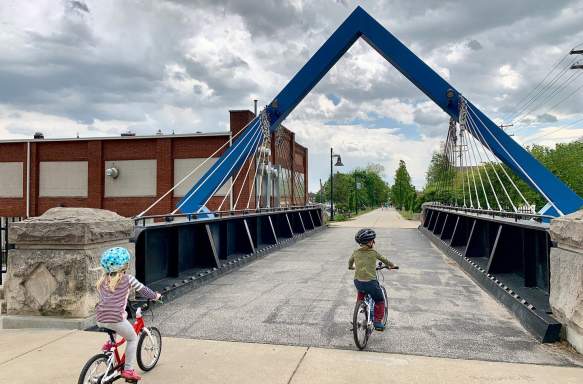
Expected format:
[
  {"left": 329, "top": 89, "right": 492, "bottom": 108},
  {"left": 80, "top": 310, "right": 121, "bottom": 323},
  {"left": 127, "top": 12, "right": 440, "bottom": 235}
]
[
  {"left": 95, "top": 247, "right": 161, "bottom": 382},
  {"left": 348, "top": 228, "right": 398, "bottom": 331}
]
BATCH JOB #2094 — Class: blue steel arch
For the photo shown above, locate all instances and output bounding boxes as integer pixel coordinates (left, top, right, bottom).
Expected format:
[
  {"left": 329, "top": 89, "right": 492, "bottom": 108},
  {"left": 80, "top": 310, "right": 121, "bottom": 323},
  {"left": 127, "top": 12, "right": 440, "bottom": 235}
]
[{"left": 178, "top": 6, "right": 583, "bottom": 216}]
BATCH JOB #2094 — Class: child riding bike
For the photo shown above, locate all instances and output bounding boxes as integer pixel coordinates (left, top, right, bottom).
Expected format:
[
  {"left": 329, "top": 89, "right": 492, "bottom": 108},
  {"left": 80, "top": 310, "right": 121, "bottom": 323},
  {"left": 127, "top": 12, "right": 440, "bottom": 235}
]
[
  {"left": 95, "top": 247, "right": 161, "bottom": 382},
  {"left": 348, "top": 228, "right": 398, "bottom": 331}
]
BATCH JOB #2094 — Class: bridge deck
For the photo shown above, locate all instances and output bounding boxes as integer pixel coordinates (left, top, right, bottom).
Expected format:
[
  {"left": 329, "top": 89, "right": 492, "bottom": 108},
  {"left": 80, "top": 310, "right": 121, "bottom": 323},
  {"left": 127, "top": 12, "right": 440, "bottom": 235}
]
[{"left": 152, "top": 209, "right": 583, "bottom": 366}]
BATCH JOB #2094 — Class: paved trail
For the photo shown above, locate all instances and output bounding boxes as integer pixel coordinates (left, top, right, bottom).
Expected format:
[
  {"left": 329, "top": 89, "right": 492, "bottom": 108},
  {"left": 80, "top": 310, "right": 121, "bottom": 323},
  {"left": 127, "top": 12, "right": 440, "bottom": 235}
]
[
  {"left": 2, "top": 209, "right": 583, "bottom": 383},
  {"left": 151, "top": 208, "right": 583, "bottom": 366},
  {"left": 331, "top": 207, "right": 419, "bottom": 229}
]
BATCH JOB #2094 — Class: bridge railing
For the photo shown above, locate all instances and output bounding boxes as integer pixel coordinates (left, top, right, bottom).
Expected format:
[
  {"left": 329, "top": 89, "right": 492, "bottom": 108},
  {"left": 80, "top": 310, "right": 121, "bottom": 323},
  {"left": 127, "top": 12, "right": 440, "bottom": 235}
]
[
  {"left": 420, "top": 203, "right": 560, "bottom": 342},
  {"left": 133, "top": 206, "right": 324, "bottom": 287},
  {"left": 1, "top": 217, "right": 22, "bottom": 286},
  {"left": 422, "top": 202, "right": 556, "bottom": 223},
  {"left": 134, "top": 204, "right": 321, "bottom": 226}
]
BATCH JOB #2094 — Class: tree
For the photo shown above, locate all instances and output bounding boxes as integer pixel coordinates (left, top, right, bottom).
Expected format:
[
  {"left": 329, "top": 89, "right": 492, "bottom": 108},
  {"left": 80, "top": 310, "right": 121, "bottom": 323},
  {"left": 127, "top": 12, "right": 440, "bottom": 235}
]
[
  {"left": 391, "top": 160, "right": 415, "bottom": 210},
  {"left": 314, "top": 163, "right": 391, "bottom": 213},
  {"left": 420, "top": 140, "right": 583, "bottom": 212}
]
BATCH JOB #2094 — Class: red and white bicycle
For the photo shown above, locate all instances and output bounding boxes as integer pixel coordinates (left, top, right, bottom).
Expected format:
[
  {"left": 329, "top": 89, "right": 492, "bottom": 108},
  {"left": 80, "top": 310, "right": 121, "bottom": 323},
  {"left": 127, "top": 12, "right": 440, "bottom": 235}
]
[{"left": 78, "top": 300, "right": 162, "bottom": 384}]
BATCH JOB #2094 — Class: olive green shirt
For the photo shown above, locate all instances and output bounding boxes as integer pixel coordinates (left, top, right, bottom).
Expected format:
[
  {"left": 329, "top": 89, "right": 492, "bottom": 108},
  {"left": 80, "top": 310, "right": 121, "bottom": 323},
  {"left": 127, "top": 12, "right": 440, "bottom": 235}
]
[{"left": 348, "top": 246, "right": 395, "bottom": 281}]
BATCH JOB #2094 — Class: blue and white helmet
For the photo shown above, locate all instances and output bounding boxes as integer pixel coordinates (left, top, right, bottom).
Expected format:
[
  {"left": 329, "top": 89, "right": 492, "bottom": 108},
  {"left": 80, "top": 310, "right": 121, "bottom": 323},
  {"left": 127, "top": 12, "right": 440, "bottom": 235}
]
[{"left": 100, "top": 247, "right": 131, "bottom": 273}]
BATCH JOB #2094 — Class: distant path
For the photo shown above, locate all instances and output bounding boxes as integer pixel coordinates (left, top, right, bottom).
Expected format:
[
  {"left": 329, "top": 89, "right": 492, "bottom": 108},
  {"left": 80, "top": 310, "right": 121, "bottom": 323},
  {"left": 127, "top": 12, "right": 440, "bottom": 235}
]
[
  {"left": 330, "top": 208, "right": 419, "bottom": 229},
  {"left": 151, "top": 208, "right": 583, "bottom": 366}
]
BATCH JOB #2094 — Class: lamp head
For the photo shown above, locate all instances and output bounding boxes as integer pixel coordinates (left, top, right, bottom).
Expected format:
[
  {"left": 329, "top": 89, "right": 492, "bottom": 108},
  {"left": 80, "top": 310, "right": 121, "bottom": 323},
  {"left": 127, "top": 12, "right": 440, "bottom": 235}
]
[{"left": 335, "top": 156, "right": 344, "bottom": 167}]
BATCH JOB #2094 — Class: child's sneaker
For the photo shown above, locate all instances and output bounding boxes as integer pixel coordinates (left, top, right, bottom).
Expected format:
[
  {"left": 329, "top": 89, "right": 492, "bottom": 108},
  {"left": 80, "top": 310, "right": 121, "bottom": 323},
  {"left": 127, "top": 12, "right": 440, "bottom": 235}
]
[
  {"left": 373, "top": 322, "right": 385, "bottom": 331},
  {"left": 121, "top": 369, "right": 141, "bottom": 382}
]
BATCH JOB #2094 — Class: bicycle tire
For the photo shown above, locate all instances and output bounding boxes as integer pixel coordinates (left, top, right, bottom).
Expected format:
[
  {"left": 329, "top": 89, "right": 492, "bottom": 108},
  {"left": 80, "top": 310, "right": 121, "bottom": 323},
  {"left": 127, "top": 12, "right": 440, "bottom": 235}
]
[
  {"left": 381, "top": 286, "right": 388, "bottom": 327},
  {"left": 352, "top": 300, "right": 369, "bottom": 350},
  {"left": 137, "top": 327, "right": 162, "bottom": 371},
  {"left": 78, "top": 353, "right": 111, "bottom": 384}
]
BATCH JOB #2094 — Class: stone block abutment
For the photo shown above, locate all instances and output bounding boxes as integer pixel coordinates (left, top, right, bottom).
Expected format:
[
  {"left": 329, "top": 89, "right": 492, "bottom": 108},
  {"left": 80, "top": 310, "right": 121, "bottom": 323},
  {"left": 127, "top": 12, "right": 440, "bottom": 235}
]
[
  {"left": 1, "top": 207, "right": 134, "bottom": 329},
  {"left": 550, "top": 209, "right": 583, "bottom": 354}
]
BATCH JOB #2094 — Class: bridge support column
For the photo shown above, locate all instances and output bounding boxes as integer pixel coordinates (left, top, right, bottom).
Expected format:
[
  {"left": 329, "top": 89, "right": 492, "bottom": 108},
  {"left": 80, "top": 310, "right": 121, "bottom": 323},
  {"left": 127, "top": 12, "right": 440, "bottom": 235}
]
[
  {"left": 550, "top": 209, "right": 583, "bottom": 354},
  {"left": 2, "top": 208, "right": 134, "bottom": 329}
]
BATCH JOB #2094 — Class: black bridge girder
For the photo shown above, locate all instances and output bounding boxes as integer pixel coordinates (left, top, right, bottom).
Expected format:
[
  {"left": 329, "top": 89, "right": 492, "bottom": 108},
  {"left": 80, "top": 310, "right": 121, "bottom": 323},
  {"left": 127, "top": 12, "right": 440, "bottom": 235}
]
[
  {"left": 419, "top": 205, "right": 559, "bottom": 343},
  {"left": 135, "top": 207, "right": 323, "bottom": 285}
]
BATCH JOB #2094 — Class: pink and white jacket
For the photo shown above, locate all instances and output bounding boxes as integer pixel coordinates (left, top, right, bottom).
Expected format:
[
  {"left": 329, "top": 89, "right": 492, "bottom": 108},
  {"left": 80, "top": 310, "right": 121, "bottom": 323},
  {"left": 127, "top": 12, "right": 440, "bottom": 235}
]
[{"left": 96, "top": 274, "right": 157, "bottom": 323}]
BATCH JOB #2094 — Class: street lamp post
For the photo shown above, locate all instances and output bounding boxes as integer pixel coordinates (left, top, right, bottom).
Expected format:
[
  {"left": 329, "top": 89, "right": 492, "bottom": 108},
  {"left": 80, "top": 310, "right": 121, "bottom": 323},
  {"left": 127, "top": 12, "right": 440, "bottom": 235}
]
[
  {"left": 330, "top": 147, "right": 343, "bottom": 220},
  {"left": 354, "top": 173, "right": 360, "bottom": 215}
]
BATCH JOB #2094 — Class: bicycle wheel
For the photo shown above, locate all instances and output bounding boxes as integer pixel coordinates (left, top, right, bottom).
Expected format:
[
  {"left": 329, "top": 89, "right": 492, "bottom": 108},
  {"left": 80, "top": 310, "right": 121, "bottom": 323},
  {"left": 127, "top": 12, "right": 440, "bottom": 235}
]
[
  {"left": 137, "top": 327, "right": 162, "bottom": 371},
  {"left": 352, "top": 300, "right": 370, "bottom": 350},
  {"left": 78, "top": 353, "right": 112, "bottom": 384},
  {"left": 381, "top": 286, "right": 388, "bottom": 327}
]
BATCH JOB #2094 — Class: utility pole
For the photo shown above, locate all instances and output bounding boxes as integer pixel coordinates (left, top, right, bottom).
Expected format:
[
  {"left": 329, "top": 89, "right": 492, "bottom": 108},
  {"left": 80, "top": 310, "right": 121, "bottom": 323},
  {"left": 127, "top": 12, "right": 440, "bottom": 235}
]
[
  {"left": 570, "top": 49, "right": 582, "bottom": 69},
  {"left": 499, "top": 123, "right": 514, "bottom": 136}
]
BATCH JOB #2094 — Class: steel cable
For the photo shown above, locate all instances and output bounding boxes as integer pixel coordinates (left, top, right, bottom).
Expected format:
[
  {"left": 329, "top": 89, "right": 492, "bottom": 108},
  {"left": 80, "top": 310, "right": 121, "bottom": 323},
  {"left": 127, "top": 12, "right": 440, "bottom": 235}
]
[
  {"left": 467, "top": 103, "right": 557, "bottom": 214},
  {"left": 197, "top": 124, "right": 264, "bottom": 213}
]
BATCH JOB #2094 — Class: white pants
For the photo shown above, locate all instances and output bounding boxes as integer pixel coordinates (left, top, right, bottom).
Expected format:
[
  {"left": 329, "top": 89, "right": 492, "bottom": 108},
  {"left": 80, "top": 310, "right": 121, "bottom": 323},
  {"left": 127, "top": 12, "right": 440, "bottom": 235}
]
[{"left": 97, "top": 320, "right": 138, "bottom": 370}]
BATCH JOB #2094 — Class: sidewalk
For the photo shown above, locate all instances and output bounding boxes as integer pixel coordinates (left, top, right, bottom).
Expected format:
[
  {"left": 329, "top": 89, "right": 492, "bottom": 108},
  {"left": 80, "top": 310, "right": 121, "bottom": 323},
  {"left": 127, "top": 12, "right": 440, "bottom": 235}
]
[{"left": 1, "top": 329, "right": 582, "bottom": 383}]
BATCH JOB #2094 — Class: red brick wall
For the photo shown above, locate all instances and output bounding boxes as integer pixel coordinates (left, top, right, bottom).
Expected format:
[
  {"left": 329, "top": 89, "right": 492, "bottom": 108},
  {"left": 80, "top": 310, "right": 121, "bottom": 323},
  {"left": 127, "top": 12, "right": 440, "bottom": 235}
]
[
  {"left": 0, "top": 142, "right": 27, "bottom": 217},
  {"left": 0, "top": 110, "right": 308, "bottom": 218},
  {"left": 229, "top": 110, "right": 256, "bottom": 138},
  {"left": 87, "top": 141, "right": 103, "bottom": 209},
  {"left": 230, "top": 110, "right": 257, "bottom": 210}
]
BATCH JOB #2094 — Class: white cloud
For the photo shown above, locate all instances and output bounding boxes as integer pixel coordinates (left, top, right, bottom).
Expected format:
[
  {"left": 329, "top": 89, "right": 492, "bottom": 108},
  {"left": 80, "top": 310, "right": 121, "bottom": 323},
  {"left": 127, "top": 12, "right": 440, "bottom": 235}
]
[
  {"left": 1, "top": 0, "right": 582, "bottom": 195},
  {"left": 288, "top": 118, "right": 442, "bottom": 189},
  {"left": 497, "top": 64, "right": 522, "bottom": 90},
  {"left": 165, "top": 64, "right": 214, "bottom": 98}
]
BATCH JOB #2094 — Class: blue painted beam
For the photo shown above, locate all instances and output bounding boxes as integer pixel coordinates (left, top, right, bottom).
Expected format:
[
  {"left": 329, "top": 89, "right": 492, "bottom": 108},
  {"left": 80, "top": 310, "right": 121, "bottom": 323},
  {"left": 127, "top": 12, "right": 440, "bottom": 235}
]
[
  {"left": 264, "top": 6, "right": 582, "bottom": 215},
  {"left": 176, "top": 118, "right": 264, "bottom": 214},
  {"left": 179, "top": 6, "right": 583, "bottom": 216}
]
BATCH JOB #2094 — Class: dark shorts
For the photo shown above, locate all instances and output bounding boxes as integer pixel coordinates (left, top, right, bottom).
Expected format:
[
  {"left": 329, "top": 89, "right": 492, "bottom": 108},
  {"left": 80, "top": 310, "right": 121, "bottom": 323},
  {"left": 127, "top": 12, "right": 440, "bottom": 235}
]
[{"left": 354, "top": 279, "right": 384, "bottom": 302}]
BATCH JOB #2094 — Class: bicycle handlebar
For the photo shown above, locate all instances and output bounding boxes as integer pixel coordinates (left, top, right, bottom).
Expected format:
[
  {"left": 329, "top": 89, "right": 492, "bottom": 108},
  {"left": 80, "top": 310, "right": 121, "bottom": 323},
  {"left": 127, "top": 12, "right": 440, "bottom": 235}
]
[
  {"left": 128, "top": 297, "right": 163, "bottom": 312},
  {"left": 376, "top": 264, "right": 399, "bottom": 271}
]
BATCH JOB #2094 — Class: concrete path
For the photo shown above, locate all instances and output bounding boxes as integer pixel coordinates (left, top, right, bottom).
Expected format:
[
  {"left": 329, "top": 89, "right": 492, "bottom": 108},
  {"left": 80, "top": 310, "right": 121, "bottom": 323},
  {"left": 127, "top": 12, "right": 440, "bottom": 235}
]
[
  {"left": 150, "top": 208, "right": 583, "bottom": 366},
  {"left": 1, "top": 329, "right": 583, "bottom": 384},
  {"left": 331, "top": 207, "right": 419, "bottom": 228}
]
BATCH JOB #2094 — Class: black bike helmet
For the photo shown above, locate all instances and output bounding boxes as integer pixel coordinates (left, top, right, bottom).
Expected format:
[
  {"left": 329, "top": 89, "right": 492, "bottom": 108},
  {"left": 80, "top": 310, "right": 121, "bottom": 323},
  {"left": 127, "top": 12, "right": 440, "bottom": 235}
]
[{"left": 355, "top": 228, "right": 376, "bottom": 245}]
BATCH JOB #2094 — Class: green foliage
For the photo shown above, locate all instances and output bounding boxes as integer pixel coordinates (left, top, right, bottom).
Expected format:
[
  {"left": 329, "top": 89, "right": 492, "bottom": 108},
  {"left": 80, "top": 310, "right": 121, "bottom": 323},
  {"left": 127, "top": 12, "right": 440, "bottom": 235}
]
[
  {"left": 333, "top": 213, "right": 349, "bottom": 221},
  {"left": 315, "top": 163, "right": 391, "bottom": 212},
  {"left": 390, "top": 160, "right": 416, "bottom": 210},
  {"left": 421, "top": 140, "right": 583, "bottom": 211}
]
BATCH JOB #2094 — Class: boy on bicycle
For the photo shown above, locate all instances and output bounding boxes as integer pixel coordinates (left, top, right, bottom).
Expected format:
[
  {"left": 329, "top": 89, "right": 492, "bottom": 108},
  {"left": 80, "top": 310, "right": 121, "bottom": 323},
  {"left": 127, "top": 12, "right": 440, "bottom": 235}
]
[{"left": 348, "top": 228, "right": 398, "bottom": 331}]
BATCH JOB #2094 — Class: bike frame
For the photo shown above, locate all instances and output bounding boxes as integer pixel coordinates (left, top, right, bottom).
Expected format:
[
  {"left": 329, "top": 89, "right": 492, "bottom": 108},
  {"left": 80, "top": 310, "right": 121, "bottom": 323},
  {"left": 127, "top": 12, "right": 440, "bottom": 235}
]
[
  {"left": 100, "top": 307, "right": 151, "bottom": 382},
  {"left": 360, "top": 266, "right": 389, "bottom": 328}
]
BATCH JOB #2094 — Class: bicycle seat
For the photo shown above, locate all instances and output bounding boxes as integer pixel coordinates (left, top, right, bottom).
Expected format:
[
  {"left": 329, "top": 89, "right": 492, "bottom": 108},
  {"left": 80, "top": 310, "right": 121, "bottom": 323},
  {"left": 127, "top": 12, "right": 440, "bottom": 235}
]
[{"left": 96, "top": 327, "right": 116, "bottom": 337}]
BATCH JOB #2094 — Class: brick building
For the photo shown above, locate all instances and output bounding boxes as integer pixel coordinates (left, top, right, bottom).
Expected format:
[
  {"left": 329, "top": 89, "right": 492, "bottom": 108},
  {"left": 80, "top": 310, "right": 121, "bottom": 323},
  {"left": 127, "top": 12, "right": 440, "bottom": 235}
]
[{"left": 0, "top": 110, "right": 308, "bottom": 219}]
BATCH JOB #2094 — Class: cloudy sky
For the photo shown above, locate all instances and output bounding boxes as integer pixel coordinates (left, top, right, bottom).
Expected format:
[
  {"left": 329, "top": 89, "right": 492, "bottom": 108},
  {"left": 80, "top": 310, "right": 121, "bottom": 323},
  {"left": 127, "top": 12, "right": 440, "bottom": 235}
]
[{"left": 1, "top": 0, "right": 583, "bottom": 190}]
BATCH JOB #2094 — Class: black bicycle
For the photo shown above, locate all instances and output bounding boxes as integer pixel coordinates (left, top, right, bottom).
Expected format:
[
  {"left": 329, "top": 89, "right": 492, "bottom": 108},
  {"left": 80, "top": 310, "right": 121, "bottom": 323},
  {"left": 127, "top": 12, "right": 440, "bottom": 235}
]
[{"left": 352, "top": 263, "right": 398, "bottom": 350}]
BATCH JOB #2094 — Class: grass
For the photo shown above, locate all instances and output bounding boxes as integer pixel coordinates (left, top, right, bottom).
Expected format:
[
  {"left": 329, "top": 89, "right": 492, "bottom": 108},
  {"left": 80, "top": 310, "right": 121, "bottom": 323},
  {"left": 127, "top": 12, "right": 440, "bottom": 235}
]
[
  {"left": 398, "top": 209, "right": 420, "bottom": 221},
  {"left": 331, "top": 213, "right": 349, "bottom": 222}
]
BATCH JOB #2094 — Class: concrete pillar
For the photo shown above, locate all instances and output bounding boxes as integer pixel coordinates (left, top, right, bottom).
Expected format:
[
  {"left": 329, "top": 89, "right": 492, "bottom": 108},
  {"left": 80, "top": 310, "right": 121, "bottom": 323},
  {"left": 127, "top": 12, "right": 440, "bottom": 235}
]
[
  {"left": 549, "top": 209, "right": 583, "bottom": 353},
  {"left": 2, "top": 207, "right": 134, "bottom": 329}
]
